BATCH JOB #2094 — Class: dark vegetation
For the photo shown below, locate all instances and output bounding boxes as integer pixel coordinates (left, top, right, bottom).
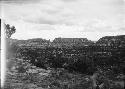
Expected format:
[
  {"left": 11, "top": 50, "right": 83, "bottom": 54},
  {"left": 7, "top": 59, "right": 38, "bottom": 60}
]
[
  {"left": 14, "top": 36, "right": 125, "bottom": 75},
  {"left": 3, "top": 23, "right": 125, "bottom": 89}
]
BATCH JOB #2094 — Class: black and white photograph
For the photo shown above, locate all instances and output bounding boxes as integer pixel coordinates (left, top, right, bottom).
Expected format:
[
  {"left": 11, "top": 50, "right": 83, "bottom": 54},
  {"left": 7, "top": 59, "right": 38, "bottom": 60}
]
[{"left": 0, "top": 0, "right": 125, "bottom": 89}]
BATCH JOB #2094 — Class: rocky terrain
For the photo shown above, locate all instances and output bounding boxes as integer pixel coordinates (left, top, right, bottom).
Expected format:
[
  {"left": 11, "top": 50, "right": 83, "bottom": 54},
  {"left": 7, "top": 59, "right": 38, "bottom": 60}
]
[{"left": 2, "top": 35, "right": 125, "bottom": 89}]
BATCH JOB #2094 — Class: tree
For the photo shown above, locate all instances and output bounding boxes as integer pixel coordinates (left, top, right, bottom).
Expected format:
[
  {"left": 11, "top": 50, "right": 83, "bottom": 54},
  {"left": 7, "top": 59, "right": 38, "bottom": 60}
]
[
  {"left": 5, "top": 24, "right": 16, "bottom": 38},
  {"left": 4, "top": 23, "right": 17, "bottom": 58}
]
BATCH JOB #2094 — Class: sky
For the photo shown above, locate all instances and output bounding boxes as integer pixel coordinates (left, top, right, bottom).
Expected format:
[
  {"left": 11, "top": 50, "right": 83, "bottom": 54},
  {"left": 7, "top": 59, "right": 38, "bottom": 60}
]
[{"left": 0, "top": 0, "right": 125, "bottom": 41}]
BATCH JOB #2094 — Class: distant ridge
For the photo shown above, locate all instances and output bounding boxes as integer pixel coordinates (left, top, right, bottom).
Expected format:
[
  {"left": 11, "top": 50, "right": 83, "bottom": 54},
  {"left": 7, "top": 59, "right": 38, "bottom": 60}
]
[
  {"left": 51, "top": 37, "right": 94, "bottom": 47},
  {"left": 96, "top": 35, "right": 125, "bottom": 46},
  {"left": 53, "top": 38, "right": 89, "bottom": 43},
  {"left": 8, "top": 35, "right": 125, "bottom": 47}
]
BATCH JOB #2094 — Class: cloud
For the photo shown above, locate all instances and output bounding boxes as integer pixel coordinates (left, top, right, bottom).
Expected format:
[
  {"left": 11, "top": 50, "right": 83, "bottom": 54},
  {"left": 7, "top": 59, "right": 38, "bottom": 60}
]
[
  {"left": 1, "top": 0, "right": 125, "bottom": 41},
  {"left": 1, "top": 0, "right": 124, "bottom": 26},
  {"left": 61, "top": 0, "right": 78, "bottom": 2},
  {"left": 32, "top": 24, "right": 56, "bottom": 31},
  {"left": 0, "top": 0, "right": 40, "bottom": 4},
  {"left": 118, "top": 27, "right": 125, "bottom": 31}
]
